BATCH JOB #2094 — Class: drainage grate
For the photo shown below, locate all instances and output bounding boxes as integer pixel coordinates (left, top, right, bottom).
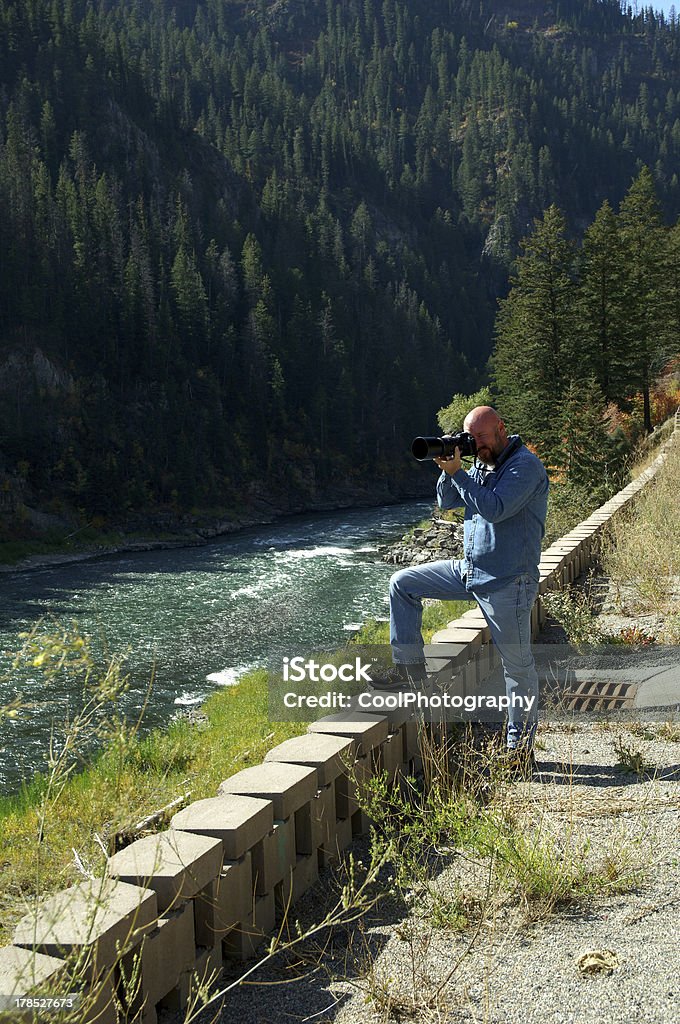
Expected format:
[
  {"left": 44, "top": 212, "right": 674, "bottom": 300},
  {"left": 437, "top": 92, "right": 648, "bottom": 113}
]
[{"left": 561, "top": 680, "right": 638, "bottom": 711}]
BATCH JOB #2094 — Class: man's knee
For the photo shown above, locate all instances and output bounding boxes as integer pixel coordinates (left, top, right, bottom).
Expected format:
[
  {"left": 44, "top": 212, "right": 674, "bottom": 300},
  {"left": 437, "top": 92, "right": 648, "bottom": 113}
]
[
  {"left": 389, "top": 567, "right": 415, "bottom": 598},
  {"left": 389, "top": 564, "right": 433, "bottom": 602}
]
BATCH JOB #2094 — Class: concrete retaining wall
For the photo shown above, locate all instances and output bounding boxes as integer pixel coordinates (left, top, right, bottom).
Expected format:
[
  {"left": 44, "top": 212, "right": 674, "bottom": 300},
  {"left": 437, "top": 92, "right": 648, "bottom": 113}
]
[{"left": 2, "top": 414, "right": 677, "bottom": 1022}]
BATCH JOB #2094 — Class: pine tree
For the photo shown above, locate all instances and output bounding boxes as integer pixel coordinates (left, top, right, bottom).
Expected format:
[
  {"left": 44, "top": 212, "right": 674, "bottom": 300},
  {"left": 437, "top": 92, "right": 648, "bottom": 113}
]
[
  {"left": 617, "top": 167, "right": 668, "bottom": 432},
  {"left": 170, "top": 245, "right": 209, "bottom": 351},
  {"left": 492, "top": 205, "right": 578, "bottom": 464},
  {"left": 576, "top": 200, "right": 628, "bottom": 403},
  {"left": 559, "top": 377, "right": 626, "bottom": 496},
  {"left": 661, "top": 218, "right": 680, "bottom": 366}
]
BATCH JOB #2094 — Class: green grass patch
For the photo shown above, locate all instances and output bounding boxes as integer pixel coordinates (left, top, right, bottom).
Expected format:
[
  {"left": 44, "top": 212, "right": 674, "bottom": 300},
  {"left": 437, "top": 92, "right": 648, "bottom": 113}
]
[
  {"left": 0, "top": 666, "right": 304, "bottom": 944},
  {"left": 0, "top": 533, "right": 71, "bottom": 565},
  {"left": 351, "top": 599, "right": 472, "bottom": 645}
]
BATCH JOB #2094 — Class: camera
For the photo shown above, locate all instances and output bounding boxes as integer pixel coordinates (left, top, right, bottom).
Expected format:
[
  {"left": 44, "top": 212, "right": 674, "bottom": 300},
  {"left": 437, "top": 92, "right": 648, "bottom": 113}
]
[{"left": 411, "top": 430, "right": 477, "bottom": 461}]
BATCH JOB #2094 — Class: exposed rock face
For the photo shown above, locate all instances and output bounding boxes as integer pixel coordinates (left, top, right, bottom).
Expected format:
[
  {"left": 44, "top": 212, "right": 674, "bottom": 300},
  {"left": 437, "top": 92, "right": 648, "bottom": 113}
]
[
  {"left": 0, "top": 348, "right": 75, "bottom": 396},
  {"left": 382, "top": 515, "right": 464, "bottom": 566}
]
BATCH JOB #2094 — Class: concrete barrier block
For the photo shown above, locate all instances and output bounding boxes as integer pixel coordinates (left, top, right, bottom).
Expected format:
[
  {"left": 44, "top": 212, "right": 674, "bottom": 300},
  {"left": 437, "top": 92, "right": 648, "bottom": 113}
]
[
  {"left": 107, "top": 831, "right": 223, "bottom": 913},
  {"left": 83, "top": 971, "right": 118, "bottom": 1024},
  {"left": 139, "top": 904, "right": 195, "bottom": 1007},
  {"left": 475, "top": 642, "right": 492, "bottom": 681},
  {"left": 260, "top": 817, "right": 296, "bottom": 893},
  {"left": 215, "top": 853, "right": 254, "bottom": 934},
  {"left": 456, "top": 614, "right": 492, "bottom": 642},
  {"left": 193, "top": 942, "right": 223, "bottom": 999},
  {"left": 222, "top": 926, "right": 254, "bottom": 963},
  {"left": 334, "top": 816, "right": 353, "bottom": 855},
  {"left": 13, "top": 879, "right": 157, "bottom": 972},
  {"left": 253, "top": 892, "right": 276, "bottom": 938},
  {"left": 0, "top": 946, "right": 69, "bottom": 1017},
  {"left": 223, "top": 892, "right": 275, "bottom": 960},
  {"left": 349, "top": 753, "right": 373, "bottom": 809},
  {"left": 223, "top": 888, "right": 276, "bottom": 958},
  {"left": 538, "top": 557, "right": 566, "bottom": 574},
  {"left": 403, "top": 720, "right": 421, "bottom": 762},
  {"left": 292, "top": 854, "right": 319, "bottom": 902},
  {"left": 378, "top": 734, "right": 402, "bottom": 781},
  {"left": 351, "top": 808, "right": 372, "bottom": 837},
  {"left": 457, "top": 654, "right": 480, "bottom": 690},
  {"left": 171, "top": 794, "right": 273, "bottom": 860},
  {"left": 274, "top": 866, "right": 295, "bottom": 923},
  {"left": 538, "top": 573, "right": 557, "bottom": 595},
  {"left": 264, "top": 734, "right": 356, "bottom": 787},
  {"left": 430, "top": 626, "right": 481, "bottom": 650},
  {"left": 311, "top": 783, "right": 336, "bottom": 856},
  {"left": 307, "top": 712, "right": 389, "bottom": 757},
  {"left": 196, "top": 853, "right": 255, "bottom": 955},
  {"left": 218, "top": 763, "right": 317, "bottom": 821},
  {"left": 425, "top": 642, "right": 470, "bottom": 685},
  {"left": 334, "top": 768, "right": 353, "bottom": 820},
  {"left": 391, "top": 722, "right": 408, "bottom": 766},
  {"left": 194, "top": 877, "right": 225, "bottom": 947},
  {"left": 531, "top": 602, "right": 540, "bottom": 636},
  {"left": 158, "top": 942, "right": 222, "bottom": 1014},
  {"left": 294, "top": 803, "right": 313, "bottom": 858}
]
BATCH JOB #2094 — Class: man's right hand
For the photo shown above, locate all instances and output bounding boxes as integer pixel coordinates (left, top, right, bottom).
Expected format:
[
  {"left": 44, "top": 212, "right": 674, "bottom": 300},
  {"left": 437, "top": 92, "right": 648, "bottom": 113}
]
[{"left": 434, "top": 447, "right": 462, "bottom": 475}]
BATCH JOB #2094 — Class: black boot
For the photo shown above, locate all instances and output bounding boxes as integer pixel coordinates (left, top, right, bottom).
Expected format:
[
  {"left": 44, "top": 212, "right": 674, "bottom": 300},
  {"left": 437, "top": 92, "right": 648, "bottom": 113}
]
[{"left": 370, "top": 662, "right": 428, "bottom": 692}]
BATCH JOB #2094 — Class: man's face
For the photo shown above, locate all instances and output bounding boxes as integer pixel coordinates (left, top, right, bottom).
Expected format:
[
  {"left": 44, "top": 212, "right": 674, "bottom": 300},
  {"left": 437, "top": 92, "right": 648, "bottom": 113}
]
[{"left": 464, "top": 418, "right": 507, "bottom": 463}]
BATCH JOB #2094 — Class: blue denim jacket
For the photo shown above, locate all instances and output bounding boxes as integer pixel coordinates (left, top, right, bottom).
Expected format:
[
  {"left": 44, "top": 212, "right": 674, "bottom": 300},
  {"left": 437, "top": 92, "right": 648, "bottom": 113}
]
[{"left": 436, "top": 435, "right": 549, "bottom": 591}]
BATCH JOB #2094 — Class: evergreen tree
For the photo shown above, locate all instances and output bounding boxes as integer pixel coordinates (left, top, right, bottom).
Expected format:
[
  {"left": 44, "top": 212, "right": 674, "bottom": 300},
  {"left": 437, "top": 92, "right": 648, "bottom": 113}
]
[
  {"left": 1, "top": 0, "right": 680, "bottom": 517},
  {"left": 170, "top": 245, "right": 209, "bottom": 352},
  {"left": 576, "top": 200, "right": 628, "bottom": 403},
  {"left": 663, "top": 218, "right": 680, "bottom": 357},
  {"left": 617, "top": 167, "right": 668, "bottom": 432},
  {"left": 492, "top": 206, "right": 578, "bottom": 464},
  {"left": 559, "top": 377, "right": 625, "bottom": 494}
]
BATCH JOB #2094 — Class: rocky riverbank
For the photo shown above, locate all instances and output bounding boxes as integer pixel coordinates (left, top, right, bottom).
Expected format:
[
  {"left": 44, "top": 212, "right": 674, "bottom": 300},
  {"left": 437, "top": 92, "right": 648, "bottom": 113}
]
[
  {"left": 1, "top": 482, "right": 433, "bottom": 573},
  {"left": 381, "top": 512, "right": 464, "bottom": 566}
]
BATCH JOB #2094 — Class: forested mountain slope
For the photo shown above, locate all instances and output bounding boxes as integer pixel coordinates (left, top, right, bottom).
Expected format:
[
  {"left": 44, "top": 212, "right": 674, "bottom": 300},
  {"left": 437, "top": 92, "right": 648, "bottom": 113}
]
[{"left": 1, "top": 0, "right": 679, "bottom": 520}]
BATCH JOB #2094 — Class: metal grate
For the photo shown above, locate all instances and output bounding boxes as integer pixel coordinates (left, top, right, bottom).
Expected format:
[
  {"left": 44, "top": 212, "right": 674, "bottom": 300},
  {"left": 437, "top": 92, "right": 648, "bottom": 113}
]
[{"left": 561, "top": 680, "right": 638, "bottom": 711}]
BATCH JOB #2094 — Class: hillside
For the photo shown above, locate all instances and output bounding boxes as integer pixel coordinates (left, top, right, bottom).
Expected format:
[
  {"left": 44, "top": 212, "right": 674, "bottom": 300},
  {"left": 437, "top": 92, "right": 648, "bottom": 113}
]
[{"left": 1, "top": 0, "right": 679, "bottom": 527}]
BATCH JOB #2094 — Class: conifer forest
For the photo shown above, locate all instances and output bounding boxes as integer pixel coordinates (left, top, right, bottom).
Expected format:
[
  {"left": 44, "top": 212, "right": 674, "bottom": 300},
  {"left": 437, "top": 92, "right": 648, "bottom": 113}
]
[{"left": 1, "top": 0, "right": 680, "bottom": 522}]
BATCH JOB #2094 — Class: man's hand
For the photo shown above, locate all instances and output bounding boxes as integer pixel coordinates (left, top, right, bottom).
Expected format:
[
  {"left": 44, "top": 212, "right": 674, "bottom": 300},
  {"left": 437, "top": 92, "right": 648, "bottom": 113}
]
[{"left": 433, "top": 447, "right": 462, "bottom": 476}]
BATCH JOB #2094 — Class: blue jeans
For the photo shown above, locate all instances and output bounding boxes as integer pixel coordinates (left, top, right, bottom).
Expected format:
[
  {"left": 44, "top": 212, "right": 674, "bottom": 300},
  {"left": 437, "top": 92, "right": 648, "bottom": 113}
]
[{"left": 389, "top": 559, "right": 539, "bottom": 749}]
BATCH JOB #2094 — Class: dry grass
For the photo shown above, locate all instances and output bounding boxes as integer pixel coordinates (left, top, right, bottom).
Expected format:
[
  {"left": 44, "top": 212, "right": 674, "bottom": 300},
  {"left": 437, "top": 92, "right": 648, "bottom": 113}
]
[{"left": 602, "top": 433, "right": 680, "bottom": 614}]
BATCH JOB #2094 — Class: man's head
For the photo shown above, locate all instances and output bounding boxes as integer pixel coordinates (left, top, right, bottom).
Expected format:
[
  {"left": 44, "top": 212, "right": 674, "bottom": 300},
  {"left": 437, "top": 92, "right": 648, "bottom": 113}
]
[{"left": 463, "top": 406, "right": 508, "bottom": 464}]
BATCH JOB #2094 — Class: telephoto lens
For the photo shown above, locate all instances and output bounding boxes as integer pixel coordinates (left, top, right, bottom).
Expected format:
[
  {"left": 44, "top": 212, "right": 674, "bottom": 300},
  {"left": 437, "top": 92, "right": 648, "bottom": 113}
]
[{"left": 411, "top": 431, "right": 476, "bottom": 460}]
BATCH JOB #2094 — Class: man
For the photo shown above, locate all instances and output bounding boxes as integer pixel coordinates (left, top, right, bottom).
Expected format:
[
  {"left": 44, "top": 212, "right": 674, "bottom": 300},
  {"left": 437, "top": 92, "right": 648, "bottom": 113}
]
[{"left": 374, "top": 406, "right": 549, "bottom": 758}]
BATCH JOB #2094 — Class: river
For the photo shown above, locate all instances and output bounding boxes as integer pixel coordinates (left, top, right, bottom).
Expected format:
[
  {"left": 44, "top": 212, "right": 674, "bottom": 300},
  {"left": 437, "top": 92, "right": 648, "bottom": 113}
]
[{"left": 0, "top": 502, "right": 428, "bottom": 793}]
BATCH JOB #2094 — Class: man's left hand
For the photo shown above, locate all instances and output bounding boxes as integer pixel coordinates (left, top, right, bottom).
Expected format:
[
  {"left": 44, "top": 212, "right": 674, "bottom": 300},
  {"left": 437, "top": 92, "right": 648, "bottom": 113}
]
[{"left": 434, "top": 447, "right": 462, "bottom": 476}]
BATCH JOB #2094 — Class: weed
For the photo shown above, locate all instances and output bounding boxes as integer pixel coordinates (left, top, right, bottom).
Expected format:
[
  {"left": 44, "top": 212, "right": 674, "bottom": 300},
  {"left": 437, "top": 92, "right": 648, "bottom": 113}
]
[
  {"left": 626, "top": 722, "right": 656, "bottom": 741},
  {"left": 659, "top": 606, "right": 680, "bottom": 643},
  {"left": 542, "top": 588, "right": 606, "bottom": 648},
  {"left": 428, "top": 891, "right": 470, "bottom": 931},
  {"left": 610, "top": 625, "right": 657, "bottom": 646},
  {"left": 658, "top": 721, "right": 680, "bottom": 742},
  {"left": 613, "top": 736, "right": 651, "bottom": 775}
]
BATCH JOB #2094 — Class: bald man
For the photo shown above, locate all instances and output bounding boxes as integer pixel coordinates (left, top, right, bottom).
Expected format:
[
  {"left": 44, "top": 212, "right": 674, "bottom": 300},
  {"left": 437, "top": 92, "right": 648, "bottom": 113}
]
[{"left": 375, "top": 406, "right": 549, "bottom": 765}]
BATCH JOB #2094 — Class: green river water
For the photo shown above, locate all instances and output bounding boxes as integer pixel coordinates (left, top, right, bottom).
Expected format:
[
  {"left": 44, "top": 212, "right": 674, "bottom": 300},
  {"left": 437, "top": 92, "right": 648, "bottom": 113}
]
[{"left": 0, "top": 502, "right": 429, "bottom": 793}]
